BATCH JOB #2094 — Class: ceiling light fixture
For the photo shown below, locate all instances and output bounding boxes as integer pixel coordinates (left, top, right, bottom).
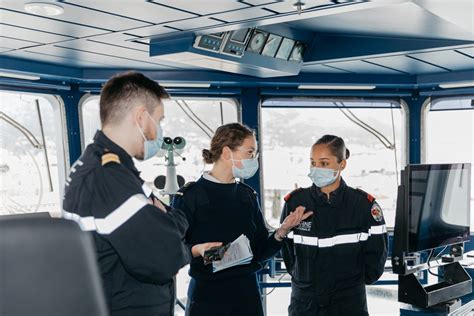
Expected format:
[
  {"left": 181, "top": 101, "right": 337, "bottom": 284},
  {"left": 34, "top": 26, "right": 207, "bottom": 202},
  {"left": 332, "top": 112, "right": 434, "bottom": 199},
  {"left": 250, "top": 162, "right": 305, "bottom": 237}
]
[
  {"left": 298, "top": 84, "right": 376, "bottom": 90},
  {"left": 24, "top": 2, "right": 64, "bottom": 16},
  {"left": 0, "top": 71, "right": 41, "bottom": 81},
  {"left": 160, "top": 82, "right": 211, "bottom": 88},
  {"left": 439, "top": 81, "right": 474, "bottom": 89}
]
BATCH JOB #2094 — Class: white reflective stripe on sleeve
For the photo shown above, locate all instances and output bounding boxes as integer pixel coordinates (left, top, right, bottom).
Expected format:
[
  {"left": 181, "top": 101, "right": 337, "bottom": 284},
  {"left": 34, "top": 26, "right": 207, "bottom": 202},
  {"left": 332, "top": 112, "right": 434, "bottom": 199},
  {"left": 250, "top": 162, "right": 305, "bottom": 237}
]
[
  {"left": 369, "top": 224, "right": 387, "bottom": 235},
  {"left": 62, "top": 194, "right": 149, "bottom": 234},
  {"left": 290, "top": 232, "right": 370, "bottom": 248},
  {"left": 287, "top": 231, "right": 294, "bottom": 239},
  {"left": 293, "top": 234, "right": 319, "bottom": 246},
  {"left": 141, "top": 183, "right": 152, "bottom": 198}
]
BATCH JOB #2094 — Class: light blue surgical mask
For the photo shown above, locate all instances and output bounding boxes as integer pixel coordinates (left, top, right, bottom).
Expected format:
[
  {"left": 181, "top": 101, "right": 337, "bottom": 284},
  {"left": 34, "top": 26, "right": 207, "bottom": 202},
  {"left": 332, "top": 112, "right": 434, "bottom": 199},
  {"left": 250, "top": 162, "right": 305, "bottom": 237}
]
[
  {"left": 230, "top": 152, "right": 259, "bottom": 179},
  {"left": 308, "top": 166, "right": 340, "bottom": 188},
  {"left": 137, "top": 112, "right": 164, "bottom": 161}
]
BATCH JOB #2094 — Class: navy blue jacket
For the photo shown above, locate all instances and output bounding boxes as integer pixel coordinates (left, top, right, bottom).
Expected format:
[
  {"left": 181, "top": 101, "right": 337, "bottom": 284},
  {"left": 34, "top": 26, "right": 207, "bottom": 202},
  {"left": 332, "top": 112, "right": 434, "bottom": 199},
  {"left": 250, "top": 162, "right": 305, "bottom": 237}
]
[
  {"left": 63, "top": 131, "right": 190, "bottom": 314},
  {"left": 172, "top": 177, "right": 282, "bottom": 281}
]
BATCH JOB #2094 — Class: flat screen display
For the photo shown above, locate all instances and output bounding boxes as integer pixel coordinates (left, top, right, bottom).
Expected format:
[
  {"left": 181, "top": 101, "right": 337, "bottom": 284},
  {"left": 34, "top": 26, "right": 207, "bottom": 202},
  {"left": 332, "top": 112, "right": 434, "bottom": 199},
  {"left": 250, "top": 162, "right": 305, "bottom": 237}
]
[
  {"left": 230, "top": 29, "right": 250, "bottom": 43},
  {"left": 408, "top": 163, "right": 471, "bottom": 252}
]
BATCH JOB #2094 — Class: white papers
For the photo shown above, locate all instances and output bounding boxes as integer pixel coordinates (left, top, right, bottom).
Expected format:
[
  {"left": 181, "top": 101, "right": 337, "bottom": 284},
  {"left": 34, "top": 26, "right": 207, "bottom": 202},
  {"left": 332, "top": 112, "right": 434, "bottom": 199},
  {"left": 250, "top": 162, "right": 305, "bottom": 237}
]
[{"left": 212, "top": 234, "right": 253, "bottom": 273}]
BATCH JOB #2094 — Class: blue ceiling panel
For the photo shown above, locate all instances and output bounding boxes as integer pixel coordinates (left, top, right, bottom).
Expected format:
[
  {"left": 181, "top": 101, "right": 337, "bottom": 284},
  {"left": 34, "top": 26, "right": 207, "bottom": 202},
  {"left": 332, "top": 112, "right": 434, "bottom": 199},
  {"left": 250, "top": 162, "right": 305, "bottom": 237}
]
[
  {"left": 151, "top": 0, "right": 250, "bottom": 15},
  {"left": 291, "top": 2, "right": 474, "bottom": 41},
  {"left": 301, "top": 64, "right": 352, "bottom": 74},
  {"left": 0, "top": 36, "right": 40, "bottom": 50},
  {"left": 0, "top": 9, "right": 107, "bottom": 37},
  {"left": 455, "top": 47, "right": 474, "bottom": 58},
  {"left": 212, "top": 7, "right": 275, "bottom": 23},
  {"left": 165, "top": 17, "right": 224, "bottom": 31},
  {"left": 324, "top": 60, "right": 405, "bottom": 74},
  {"left": 409, "top": 50, "right": 474, "bottom": 71},
  {"left": 265, "top": 0, "right": 334, "bottom": 13},
  {"left": 0, "top": 24, "right": 74, "bottom": 44},
  {"left": 366, "top": 55, "right": 447, "bottom": 74},
  {"left": 63, "top": 0, "right": 196, "bottom": 24},
  {"left": 2, "top": 2, "right": 151, "bottom": 32}
]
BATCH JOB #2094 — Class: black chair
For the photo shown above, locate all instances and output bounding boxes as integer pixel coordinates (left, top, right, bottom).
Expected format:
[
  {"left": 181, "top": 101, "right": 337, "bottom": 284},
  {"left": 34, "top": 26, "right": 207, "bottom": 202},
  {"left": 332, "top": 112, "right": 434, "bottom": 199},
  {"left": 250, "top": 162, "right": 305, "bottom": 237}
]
[{"left": 0, "top": 216, "right": 108, "bottom": 316}]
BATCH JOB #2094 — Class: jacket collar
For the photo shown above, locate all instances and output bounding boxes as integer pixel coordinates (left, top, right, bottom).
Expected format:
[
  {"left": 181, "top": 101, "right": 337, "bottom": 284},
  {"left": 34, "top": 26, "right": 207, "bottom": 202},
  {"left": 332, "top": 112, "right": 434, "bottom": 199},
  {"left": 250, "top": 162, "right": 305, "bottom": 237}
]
[{"left": 311, "top": 178, "right": 346, "bottom": 207}]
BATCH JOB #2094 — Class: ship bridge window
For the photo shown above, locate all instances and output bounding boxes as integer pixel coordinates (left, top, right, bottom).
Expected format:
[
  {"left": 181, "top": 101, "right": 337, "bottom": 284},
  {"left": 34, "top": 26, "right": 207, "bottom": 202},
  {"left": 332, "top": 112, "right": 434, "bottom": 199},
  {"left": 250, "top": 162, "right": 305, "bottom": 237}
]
[
  {"left": 423, "top": 96, "right": 474, "bottom": 231},
  {"left": 0, "top": 91, "right": 67, "bottom": 217},
  {"left": 260, "top": 99, "right": 406, "bottom": 231}
]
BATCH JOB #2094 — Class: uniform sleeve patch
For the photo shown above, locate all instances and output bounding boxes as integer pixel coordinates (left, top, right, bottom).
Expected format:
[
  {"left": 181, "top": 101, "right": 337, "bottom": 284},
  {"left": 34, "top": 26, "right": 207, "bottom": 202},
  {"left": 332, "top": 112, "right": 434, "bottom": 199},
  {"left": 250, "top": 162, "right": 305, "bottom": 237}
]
[
  {"left": 371, "top": 202, "right": 384, "bottom": 222},
  {"left": 101, "top": 153, "right": 120, "bottom": 166}
]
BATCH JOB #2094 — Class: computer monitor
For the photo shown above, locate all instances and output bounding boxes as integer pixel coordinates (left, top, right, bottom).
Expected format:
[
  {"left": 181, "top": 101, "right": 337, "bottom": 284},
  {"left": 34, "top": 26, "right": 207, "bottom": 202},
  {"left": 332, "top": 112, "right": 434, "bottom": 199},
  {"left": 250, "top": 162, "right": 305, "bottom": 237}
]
[
  {"left": 392, "top": 163, "right": 471, "bottom": 273},
  {"left": 408, "top": 163, "right": 470, "bottom": 252}
]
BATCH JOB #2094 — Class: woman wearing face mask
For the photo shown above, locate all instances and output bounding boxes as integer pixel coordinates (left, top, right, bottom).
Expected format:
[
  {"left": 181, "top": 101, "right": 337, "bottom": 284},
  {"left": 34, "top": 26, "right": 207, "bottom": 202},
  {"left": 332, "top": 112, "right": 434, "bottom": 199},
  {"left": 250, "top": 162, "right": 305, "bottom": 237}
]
[
  {"left": 280, "top": 135, "right": 388, "bottom": 316},
  {"left": 172, "top": 123, "right": 312, "bottom": 316}
]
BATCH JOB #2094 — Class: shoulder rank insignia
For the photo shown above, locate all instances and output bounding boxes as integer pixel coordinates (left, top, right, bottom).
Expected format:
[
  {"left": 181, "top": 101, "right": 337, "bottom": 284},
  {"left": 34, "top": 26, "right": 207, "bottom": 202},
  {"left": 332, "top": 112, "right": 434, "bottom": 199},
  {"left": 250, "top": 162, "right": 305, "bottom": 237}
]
[
  {"left": 284, "top": 187, "right": 303, "bottom": 202},
  {"left": 177, "top": 181, "right": 196, "bottom": 195},
  {"left": 238, "top": 181, "right": 257, "bottom": 195},
  {"left": 101, "top": 153, "right": 120, "bottom": 166},
  {"left": 356, "top": 188, "right": 375, "bottom": 203},
  {"left": 371, "top": 202, "right": 384, "bottom": 222}
]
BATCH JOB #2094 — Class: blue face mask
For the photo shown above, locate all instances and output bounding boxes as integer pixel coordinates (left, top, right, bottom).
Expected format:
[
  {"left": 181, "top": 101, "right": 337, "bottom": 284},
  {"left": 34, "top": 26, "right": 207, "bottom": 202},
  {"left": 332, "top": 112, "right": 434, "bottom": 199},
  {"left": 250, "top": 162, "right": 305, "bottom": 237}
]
[
  {"left": 308, "top": 166, "right": 340, "bottom": 188},
  {"left": 137, "top": 112, "right": 164, "bottom": 161},
  {"left": 230, "top": 153, "right": 259, "bottom": 179}
]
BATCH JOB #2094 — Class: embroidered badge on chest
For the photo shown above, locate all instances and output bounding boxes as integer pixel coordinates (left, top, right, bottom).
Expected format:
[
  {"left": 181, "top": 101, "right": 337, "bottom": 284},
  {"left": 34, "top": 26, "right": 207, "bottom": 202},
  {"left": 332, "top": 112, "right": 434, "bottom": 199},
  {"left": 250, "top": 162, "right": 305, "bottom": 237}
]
[
  {"left": 371, "top": 203, "right": 384, "bottom": 222},
  {"left": 297, "top": 221, "right": 312, "bottom": 232}
]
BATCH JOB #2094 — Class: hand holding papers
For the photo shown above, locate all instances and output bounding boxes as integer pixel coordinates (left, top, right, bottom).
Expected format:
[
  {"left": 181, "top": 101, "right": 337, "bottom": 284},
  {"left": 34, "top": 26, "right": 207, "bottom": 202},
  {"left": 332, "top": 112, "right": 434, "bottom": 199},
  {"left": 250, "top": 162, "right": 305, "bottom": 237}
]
[{"left": 212, "top": 234, "right": 253, "bottom": 273}]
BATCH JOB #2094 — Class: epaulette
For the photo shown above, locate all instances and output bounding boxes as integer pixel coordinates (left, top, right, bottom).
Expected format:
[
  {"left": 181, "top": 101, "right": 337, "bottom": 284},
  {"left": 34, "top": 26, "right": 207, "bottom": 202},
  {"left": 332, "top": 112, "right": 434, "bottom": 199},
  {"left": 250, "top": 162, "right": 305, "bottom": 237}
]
[
  {"left": 176, "top": 181, "right": 196, "bottom": 196},
  {"left": 101, "top": 153, "right": 120, "bottom": 166},
  {"left": 284, "top": 187, "right": 303, "bottom": 202},
  {"left": 237, "top": 181, "right": 257, "bottom": 195},
  {"left": 356, "top": 188, "right": 375, "bottom": 203}
]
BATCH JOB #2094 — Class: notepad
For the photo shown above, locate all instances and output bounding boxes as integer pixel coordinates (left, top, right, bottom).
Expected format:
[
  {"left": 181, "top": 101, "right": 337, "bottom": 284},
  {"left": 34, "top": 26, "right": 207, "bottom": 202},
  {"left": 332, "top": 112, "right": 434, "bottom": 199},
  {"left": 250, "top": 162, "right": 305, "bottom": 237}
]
[{"left": 212, "top": 234, "right": 253, "bottom": 273}]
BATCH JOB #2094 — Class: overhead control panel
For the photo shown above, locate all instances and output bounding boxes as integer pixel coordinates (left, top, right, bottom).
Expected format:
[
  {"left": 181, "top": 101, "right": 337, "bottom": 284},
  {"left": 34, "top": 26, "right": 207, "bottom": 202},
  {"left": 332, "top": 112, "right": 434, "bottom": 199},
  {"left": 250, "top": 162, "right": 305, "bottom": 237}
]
[{"left": 150, "top": 25, "right": 313, "bottom": 78}]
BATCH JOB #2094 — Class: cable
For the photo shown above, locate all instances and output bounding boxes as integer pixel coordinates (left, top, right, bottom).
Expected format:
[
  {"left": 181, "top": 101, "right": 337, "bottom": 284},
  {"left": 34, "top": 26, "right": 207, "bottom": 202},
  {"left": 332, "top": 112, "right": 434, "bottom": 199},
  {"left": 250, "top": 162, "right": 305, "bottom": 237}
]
[
  {"left": 335, "top": 102, "right": 395, "bottom": 149},
  {"left": 390, "top": 103, "right": 399, "bottom": 187},
  {"left": 181, "top": 100, "right": 214, "bottom": 135},
  {"left": 174, "top": 100, "right": 213, "bottom": 138}
]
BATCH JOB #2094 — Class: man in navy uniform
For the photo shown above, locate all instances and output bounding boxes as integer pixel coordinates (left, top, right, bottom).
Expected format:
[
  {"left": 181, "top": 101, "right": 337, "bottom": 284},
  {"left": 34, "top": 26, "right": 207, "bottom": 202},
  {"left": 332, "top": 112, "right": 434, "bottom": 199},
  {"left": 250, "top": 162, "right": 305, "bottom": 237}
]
[{"left": 63, "top": 72, "right": 190, "bottom": 316}]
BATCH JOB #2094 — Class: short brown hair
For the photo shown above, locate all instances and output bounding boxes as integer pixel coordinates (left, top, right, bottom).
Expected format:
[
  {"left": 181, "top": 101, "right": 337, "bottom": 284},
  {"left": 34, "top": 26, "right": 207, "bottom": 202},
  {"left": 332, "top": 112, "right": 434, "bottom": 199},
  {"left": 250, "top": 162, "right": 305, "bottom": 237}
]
[
  {"left": 99, "top": 71, "right": 169, "bottom": 125},
  {"left": 202, "top": 123, "right": 254, "bottom": 164}
]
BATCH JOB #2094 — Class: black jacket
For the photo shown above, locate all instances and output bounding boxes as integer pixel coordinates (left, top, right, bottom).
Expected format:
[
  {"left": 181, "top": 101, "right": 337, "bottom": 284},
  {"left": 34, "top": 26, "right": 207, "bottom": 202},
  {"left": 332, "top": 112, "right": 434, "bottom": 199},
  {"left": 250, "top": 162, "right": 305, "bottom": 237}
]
[
  {"left": 280, "top": 179, "right": 388, "bottom": 297},
  {"left": 63, "top": 131, "right": 191, "bottom": 314},
  {"left": 171, "top": 176, "right": 282, "bottom": 282}
]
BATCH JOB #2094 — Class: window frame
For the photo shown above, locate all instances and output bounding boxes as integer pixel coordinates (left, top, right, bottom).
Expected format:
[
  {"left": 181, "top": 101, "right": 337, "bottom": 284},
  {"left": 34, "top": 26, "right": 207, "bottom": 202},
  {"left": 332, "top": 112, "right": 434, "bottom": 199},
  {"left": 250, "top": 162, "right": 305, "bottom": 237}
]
[
  {"left": 0, "top": 89, "right": 68, "bottom": 214},
  {"left": 258, "top": 97, "right": 409, "bottom": 230}
]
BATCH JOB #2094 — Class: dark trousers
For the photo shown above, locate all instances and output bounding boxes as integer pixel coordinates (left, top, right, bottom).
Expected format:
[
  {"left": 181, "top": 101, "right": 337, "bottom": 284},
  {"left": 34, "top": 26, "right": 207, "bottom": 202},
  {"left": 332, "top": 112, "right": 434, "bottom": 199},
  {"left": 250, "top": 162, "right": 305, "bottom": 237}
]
[
  {"left": 185, "top": 274, "right": 264, "bottom": 316},
  {"left": 289, "top": 284, "right": 369, "bottom": 316}
]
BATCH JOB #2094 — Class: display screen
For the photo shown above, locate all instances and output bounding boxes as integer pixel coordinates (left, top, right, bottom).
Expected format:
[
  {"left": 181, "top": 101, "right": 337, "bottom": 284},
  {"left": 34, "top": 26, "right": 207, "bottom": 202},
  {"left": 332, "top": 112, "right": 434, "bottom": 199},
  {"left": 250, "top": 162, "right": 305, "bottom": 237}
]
[
  {"left": 275, "top": 38, "right": 295, "bottom": 60},
  {"left": 230, "top": 29, "right": 250, "bottom": 43},
  {"left": 408, "top": 163, "right": 471, "bottom": 252}
]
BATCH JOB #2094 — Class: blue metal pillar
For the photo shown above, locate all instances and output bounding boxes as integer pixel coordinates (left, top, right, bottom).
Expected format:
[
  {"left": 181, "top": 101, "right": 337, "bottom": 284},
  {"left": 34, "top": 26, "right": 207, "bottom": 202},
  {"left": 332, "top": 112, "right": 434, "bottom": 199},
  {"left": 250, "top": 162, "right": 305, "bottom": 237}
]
[
  {"left": 402, "top": 94, "right": 429, "bottom": 164},
  {"left": 59, "top": 84, "right": 85, "bottom": 166},
  {"left": 240, "top": 88, "right": 262, "bottom": 197}
]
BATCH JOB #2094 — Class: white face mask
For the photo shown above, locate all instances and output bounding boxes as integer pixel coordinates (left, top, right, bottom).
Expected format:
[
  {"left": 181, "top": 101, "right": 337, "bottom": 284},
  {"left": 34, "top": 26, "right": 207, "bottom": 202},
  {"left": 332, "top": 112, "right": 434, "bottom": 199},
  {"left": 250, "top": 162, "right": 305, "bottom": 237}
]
[
  {"left": 230, "top": 152, "right": 259, "bottom": 179},
  {"left": 136, "top": 112, "right": 163, "bottom": 161},
  {"left": 308, "top": 166, "right": 341, "bottom": 187}
]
